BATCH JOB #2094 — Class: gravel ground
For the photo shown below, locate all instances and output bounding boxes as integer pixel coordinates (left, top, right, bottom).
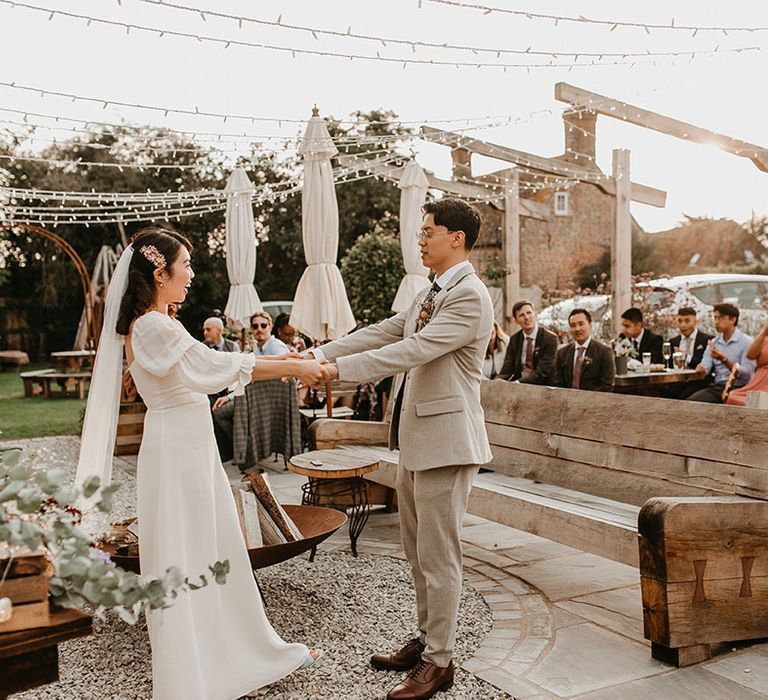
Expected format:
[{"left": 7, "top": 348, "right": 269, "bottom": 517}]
[{"left": 10, "top": 437, "right": 510, "bottom": 700}]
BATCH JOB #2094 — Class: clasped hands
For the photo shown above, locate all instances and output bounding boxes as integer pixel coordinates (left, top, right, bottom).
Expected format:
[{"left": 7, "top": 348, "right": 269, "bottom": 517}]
[{"left": 279, "top": 352, "right": 338, "bottom": 388}]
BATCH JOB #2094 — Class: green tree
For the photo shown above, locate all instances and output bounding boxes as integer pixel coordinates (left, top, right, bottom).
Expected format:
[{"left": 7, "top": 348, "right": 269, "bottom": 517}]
[
  {"left": 340, "top": 231, "right": 404, "bottom": 323},
  {"left": 1, "top": 109, "right": 411, "bottom": 353}
]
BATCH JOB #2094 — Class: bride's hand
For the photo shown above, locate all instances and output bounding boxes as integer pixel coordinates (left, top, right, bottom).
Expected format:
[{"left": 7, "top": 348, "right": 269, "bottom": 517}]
[
  {"left": 262, "top": 352, "right": 305, "bottom": 361},
  {"left": 292, "top": 360, "right": 327, "bottom": 388}
]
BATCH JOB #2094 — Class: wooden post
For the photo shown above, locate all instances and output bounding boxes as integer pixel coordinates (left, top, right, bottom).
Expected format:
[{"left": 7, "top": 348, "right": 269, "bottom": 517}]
[
  {"left": 612, "top": 150, "right": 632, "bottom": 339},
  {"left": 503, "top": 170, "right": 521, "bottom": 331}
]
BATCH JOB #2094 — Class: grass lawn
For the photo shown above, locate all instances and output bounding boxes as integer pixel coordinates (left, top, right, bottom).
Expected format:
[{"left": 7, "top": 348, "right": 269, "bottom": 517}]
[{"left": 0, "top": 366, "right": 85, "bottom": 441}]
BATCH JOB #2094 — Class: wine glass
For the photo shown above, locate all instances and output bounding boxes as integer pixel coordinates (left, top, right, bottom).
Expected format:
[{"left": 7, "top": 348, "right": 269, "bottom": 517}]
[{"left": 662, "top": 342, "right": 672, "bottom": 370}]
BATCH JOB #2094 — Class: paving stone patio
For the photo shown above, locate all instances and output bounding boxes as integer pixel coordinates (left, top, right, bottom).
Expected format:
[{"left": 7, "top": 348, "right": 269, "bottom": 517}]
[{"left": 229, "top": 458, "right": 768, "bottom": 699}]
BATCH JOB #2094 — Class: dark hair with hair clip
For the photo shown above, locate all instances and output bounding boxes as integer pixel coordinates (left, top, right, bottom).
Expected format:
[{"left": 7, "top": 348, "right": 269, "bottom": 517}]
[{"left": 115, "top": 227, "right": 193, "bottom": 336}]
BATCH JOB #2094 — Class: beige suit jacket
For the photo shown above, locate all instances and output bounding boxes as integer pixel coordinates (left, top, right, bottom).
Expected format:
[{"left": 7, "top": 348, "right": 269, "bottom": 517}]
[{"left": 319, "top": 265, "right": 494, "bottom": 471}]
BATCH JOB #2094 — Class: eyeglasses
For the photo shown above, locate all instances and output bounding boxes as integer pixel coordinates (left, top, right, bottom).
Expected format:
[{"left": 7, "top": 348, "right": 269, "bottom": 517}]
[
  {"left": 417, "top": 230, "right": 457, "bottom": 242},
  {"left": 251, "top": 322, "right": 269, "bottom": 329}
]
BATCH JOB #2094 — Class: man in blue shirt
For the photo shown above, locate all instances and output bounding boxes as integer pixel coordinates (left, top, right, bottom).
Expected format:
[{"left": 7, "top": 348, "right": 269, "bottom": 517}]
[
  {"left": 250, "top": 311, "right": 290, "bottom": 356},
  {"left": 687, "top": 303, "right": 755, "bottom": 403}
]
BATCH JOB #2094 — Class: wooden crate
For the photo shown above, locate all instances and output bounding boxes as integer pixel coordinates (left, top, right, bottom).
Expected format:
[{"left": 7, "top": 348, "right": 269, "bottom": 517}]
[
  {"left": 115, "top": 401, "right": 146, "bottom": 456},
  {"left": 0, "top": 552, "right": 50, "bottom": 634}
]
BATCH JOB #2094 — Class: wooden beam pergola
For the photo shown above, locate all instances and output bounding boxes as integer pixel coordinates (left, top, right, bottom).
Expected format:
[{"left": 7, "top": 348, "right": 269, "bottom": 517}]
[
  {"left": 555, "top": 82, "right": 768, "bottom": 172},
  {"left": 421, "top": 125, "right": 667, "bottom": 333},
  {"left": 421, "top": 126, "right": 667, "bottom": 209},
  {"left": 336, "top": 153, "right": 550, "bottom": 220}
]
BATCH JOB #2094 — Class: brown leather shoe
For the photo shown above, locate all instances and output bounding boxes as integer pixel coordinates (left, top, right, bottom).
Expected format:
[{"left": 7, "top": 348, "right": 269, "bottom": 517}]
[
  {"left": 371, "top": 638, "right": 426, "bottom": 671},
  {"left": 386, "top": 659, "right": 454, "bottom": 700}
]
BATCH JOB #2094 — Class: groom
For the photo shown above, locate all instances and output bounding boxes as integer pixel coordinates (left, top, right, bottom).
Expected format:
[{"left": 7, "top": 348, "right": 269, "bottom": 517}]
[{"left": 309, "top": 198, "right": 493, "bottom": 700}]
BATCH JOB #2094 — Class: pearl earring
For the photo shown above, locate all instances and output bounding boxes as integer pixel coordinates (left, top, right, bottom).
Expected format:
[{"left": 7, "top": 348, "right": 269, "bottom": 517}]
[{"left": 159, "top": 282, "right": 164, "bottom": 287}]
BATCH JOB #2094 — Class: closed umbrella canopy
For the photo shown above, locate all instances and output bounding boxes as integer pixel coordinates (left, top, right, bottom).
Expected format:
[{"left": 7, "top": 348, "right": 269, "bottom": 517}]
[
  {"left": 290, "top": 111, "right": 356, "bottom": 341},
  {"left": 224, "top": 166, "right": 262, "bottom": 329},
  {"left": 392, "top": 160, "right": 431, "bottom": 312}
]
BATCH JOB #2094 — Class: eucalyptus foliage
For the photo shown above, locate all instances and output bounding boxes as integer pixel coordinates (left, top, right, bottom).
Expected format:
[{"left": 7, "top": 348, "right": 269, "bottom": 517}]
[{"left": 0, "top": 447, "right": 229, "bottom": 624}]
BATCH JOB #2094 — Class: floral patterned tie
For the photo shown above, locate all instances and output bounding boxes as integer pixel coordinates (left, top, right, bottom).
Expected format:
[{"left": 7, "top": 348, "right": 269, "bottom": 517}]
[{"left": 415, "top": 281, "right": 441, "bottom": 332}]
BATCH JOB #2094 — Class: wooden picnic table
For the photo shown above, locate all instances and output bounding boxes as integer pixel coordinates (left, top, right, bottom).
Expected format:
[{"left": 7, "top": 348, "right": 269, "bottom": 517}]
[
  {"left": 50, "top": 350, "right": 95, "bottom": 372},
  {"left": 614, "top": 368, "right": 701, "bottom": 396}
]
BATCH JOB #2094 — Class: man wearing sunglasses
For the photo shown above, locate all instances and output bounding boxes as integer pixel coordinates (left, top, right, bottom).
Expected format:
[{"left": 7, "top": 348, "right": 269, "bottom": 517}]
[{"left": 250, "top": 311, "right": 289, "bottom": 356}]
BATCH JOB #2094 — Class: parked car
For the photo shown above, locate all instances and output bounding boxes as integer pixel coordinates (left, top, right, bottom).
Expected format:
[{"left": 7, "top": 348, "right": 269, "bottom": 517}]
[
  {"left": 261, "top": 300, "right": 293, "bottom": 320},
  {"left": 538, "top": 274, "right": 768, "bottom": 341}
]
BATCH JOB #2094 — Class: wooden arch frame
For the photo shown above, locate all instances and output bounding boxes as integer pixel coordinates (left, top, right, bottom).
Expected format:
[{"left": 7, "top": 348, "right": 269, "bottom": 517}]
[{"left": 0, "top": 221, "right": 96, "bottom": 348}]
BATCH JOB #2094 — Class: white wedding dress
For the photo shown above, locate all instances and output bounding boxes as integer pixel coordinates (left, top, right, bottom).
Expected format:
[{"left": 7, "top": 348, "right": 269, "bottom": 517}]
[{"left": 129, "top": 311, "right": 307, "bottom": 699}]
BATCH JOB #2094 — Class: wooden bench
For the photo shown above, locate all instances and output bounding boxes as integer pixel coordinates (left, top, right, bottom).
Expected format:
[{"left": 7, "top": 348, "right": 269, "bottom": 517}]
[
  {"left": 39, "top": 372, "right": 91, "bottom": 399},
  {"left": 20, "top": 369, "right": 56, "bottom": 398},
  {"left": 308, "top": 381, "right": 768, "bottom": 667},
  {"left": 0, "top": 350, "right": 29, "bottom": 370}
]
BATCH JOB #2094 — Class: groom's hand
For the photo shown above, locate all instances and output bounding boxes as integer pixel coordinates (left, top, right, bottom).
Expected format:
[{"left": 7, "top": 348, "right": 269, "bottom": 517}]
[{"left": 321, "top": 363, "right": 339, "bottom": 382}]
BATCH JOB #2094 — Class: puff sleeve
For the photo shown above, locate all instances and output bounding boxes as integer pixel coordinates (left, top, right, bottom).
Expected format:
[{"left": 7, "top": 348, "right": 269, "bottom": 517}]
[{"left": 132, "top": 312, "right": 255, "bottom": 395}]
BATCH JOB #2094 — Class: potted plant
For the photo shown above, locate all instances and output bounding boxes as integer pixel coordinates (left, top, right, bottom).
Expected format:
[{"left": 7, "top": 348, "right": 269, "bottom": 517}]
[{"left": 0, "top": 447, "right": 228, "bottom": 628}]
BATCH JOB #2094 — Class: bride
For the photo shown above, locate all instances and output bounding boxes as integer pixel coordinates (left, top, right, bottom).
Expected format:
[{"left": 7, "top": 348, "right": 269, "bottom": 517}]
[{"left": 76, "top": 227, "right": 327, "bottom": 699}]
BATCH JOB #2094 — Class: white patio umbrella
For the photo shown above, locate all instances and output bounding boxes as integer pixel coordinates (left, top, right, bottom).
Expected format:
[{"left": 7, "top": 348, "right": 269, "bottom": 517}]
[
  {"left": 392, "top": 160, "right": 430, "bottom": 312},
  {"left": 290, "top": 108, "right": 356, "bottom": 341},
  {"left": 223, "top": 166, "right": 262, "bottom": 331}
]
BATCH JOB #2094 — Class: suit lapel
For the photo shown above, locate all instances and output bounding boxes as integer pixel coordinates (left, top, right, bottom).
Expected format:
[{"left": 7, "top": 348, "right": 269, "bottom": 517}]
[
  {"left": 564, "top": 344, "right": 576, "bottom": 384},
  {"left": 430, "top": 265, "right": 475, "bottom": 318},
  {"left": 512, "top": 332, "right": 523, "bottom": 374}
]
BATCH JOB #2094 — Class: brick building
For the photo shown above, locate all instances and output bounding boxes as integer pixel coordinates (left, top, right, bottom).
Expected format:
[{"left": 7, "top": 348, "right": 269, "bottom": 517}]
[{"left": 459, "top": 111, "right": 642, "bottom": 301}]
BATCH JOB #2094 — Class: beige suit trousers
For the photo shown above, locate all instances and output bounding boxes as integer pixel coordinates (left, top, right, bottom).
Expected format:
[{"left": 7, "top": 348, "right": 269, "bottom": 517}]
[{"left": 396, "top": 462, "right": 479, "bottom": 668}]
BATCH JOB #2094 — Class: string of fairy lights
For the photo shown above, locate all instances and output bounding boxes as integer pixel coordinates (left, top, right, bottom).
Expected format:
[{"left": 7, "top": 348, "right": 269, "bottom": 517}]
[
  {"left": 1, "top": 153, "right": 407, "bottom": 226},
  {"left": 423, "top": 0, "right": 768, "bottom": 35},
  {"left": 0, "top": 2, "right": 764, "bottom": 227},
  {"left": 3, "top": 0, "right": 758, "bottom": 71},
  {"left": 134, "top": 0, "right": 757, "bottom": 60}
]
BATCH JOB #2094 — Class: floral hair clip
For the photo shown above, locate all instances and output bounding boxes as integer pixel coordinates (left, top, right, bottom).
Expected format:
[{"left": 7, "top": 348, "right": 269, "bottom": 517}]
[{"left": 139, "top": 244, "right": 166, "bottom": 269}]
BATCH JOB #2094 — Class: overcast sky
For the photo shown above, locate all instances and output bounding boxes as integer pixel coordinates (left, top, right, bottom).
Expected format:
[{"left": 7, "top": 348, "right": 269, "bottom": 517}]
[{"left": 1, "top": 0, "right": 767, "bottom": 232}]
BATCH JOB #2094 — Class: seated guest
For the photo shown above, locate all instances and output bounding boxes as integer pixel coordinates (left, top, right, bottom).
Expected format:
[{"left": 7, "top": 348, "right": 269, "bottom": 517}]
[
  {"left": 665, "top": 307, "right": 714, "bottom": 399},
  {"left": 619, "top": 307, "right": 663, "bottom": 364},
  {"left": 273, "top": 313, "right": 306, "bottom": 352},
  {"left": 213, "top": 312, "right": 290, "bottom": 458},
  {"left": 251, "top": 311, "right": 289, "bottom": 356},
  {"left": 202, "top": 316, "right": 238, "bottom": 461},
  {"left": 498, "top": 300, "right": 557, "bottom": 384},
  {"left": 687, "top": 303, "right": 755, "bottom": 403},
  {"left": 483, "top": 321, "right": 509, "bottom": 380},
  {"left": 727, "top": 320, "right": 768, "bottom": 406},
  {"left": 554, "top": 308, "right": 615, "bottom": 392},
  {"left": 203, "top": 316, "right": 239, "bottom": 353}
]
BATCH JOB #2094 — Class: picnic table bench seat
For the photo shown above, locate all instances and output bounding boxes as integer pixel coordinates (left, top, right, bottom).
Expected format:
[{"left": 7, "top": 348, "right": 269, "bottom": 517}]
[{"left": 0, "top": 351, "right": 30, "bottom": 370}]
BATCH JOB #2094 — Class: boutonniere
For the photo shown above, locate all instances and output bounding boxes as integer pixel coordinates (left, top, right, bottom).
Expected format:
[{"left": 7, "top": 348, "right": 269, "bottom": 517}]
[
  {"left": 533, "top": 347, "right": 540, "bottom": 357},
  {"left": 583, "top": 356, "right": 593, "bottom": 367},
  {"left": 696, "top": 344, "right": 704, "bottom": 350}
]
